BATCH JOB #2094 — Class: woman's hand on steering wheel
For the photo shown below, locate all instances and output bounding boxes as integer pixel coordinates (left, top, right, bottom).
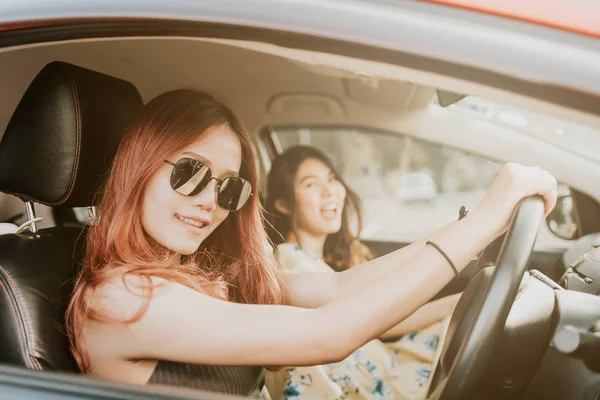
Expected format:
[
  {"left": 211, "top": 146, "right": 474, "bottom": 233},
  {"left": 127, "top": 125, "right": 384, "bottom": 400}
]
[{"left": 474, "top": 163, "right": 558, "bottom": 237}]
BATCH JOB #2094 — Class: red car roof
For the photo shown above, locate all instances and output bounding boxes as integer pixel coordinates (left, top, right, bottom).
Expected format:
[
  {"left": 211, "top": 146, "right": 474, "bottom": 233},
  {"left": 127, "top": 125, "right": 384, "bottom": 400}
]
[{"left": 423, "top": 0, "right": 600, "bottom": 39}]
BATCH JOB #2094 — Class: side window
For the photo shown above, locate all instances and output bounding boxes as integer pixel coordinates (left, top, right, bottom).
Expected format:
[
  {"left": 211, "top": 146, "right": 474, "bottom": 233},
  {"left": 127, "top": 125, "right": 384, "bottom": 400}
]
[{"left": 267, "top": 127, "right": 568, "bottom": 248}]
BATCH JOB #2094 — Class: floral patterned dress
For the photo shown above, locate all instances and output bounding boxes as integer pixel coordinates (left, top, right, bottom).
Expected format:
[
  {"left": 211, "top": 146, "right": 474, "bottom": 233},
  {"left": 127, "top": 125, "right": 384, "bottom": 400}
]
[{"left": 266, "top": 244, "right": 450, "bottom": 400}]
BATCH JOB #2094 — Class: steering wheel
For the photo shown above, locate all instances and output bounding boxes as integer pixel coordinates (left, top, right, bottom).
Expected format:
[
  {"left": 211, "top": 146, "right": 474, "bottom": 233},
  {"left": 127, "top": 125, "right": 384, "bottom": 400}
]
[{"left": 425, "top": 196, "right": 545, "bottom": 400}]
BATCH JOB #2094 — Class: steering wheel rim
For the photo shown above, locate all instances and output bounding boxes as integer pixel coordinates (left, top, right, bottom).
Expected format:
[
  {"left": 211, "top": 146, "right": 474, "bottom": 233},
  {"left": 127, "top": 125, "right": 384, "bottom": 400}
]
[{"left": 425, "top": 196, "right": 545, "bottom": 400}]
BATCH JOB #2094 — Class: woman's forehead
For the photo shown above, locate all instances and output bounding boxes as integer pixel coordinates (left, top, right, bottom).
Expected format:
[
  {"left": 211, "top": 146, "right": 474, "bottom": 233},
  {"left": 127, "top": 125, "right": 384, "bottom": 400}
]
[
  {"left": 296, "top": 158, "right": 333, "bottom": 180},
  {"left": 181, "top": 125, "right": 242, "bottom": 176}
]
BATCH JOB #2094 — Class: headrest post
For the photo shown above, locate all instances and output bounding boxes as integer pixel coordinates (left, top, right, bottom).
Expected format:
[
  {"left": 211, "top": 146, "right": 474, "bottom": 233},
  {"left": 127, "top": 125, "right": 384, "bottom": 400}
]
[
  {"left": 24, "top": 201, "right": 38, "bottom": 233},
  {"left": 88, "top": 206, "right": 98, "bottom": 226}
]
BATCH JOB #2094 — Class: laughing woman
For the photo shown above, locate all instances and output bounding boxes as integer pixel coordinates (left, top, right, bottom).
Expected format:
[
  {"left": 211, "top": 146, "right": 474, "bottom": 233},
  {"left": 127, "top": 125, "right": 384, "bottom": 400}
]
[{"left": 264, "top": 146, "right": 461, "bottom": 399}]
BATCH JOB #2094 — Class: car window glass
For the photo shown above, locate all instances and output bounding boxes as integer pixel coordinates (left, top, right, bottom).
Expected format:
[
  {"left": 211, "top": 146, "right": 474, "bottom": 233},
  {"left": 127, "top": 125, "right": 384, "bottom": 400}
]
[{"left": 268, "top": 126, "right": 572, "bottom": 248}]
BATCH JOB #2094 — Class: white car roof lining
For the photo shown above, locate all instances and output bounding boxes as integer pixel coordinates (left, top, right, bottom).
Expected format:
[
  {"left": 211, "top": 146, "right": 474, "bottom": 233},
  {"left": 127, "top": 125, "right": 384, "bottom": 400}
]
[{"left": 0, "top": 26, "right": 599, "bottom": 217}]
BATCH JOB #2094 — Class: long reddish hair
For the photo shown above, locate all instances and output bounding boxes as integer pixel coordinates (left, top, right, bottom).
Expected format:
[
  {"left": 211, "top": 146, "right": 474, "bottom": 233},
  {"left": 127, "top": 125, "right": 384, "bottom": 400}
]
[{"left": 66, "top": 89, "right": 286, "bottom": 372}]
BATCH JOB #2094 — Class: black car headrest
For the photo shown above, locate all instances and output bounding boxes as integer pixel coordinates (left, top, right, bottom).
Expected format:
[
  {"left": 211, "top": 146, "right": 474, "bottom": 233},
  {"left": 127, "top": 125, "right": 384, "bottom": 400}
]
[
  {"left": 0, "top": 61, "right": 143, "bottom": 207},
  {"left": 0, "top": 62, "right": 142, "bottom": 372}
]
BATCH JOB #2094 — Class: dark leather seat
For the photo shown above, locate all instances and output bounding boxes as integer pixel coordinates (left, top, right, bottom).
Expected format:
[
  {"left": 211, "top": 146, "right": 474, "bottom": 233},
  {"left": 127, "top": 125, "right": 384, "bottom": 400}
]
[{"left": 0, "top": 62, "right": 143, "bottom": 371}]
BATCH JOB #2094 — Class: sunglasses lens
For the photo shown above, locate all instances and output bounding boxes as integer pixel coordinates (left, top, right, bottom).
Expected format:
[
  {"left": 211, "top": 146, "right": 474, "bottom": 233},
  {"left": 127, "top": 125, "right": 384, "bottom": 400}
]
[
  {"left": 170, "top": 158, "right": 211, "bottom": 196},
  {"left": 218, "top": 177, "right": 252, "bottom": 211},
  {"left": 168, "top": 158, "right": 252, "bottom": 210}
]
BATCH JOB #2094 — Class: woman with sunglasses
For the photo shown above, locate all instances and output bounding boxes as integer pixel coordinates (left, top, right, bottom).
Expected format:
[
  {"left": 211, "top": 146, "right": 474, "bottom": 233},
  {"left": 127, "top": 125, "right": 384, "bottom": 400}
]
[
  {"left": 264, "top": 145, "right": 460, "bottom": 399},
  {"left": 66, "top": 89, "right": 557, "bottom": 400}
]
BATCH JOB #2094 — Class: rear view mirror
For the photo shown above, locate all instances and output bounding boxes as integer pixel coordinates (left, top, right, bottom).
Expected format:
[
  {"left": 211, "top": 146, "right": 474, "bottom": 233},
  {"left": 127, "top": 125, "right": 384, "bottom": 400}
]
[{"left": 435, "top": 89, "right": 467, "bottom": 107}]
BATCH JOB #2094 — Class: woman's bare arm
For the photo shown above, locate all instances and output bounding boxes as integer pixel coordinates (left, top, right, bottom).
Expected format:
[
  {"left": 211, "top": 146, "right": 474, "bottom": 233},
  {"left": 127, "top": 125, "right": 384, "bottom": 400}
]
[
  {"left": 379, "top": 293, "right": 461, "bottom": 340},
  {"left": 88, "top": 205, "right": 496, "bottom": 368},
  {"left": 87, "top": 164, "right": 556, "bottom": 368},
  {"left": 282, "top": 237, "right": 425, "bottom": 309},
  {"left": 284, "top": 164, "right": 557, "bottom": 310}
]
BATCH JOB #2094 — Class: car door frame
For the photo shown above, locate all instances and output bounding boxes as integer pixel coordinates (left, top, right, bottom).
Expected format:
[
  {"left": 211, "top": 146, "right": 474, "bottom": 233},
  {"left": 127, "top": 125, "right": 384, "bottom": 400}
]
[{"left": 2, "top": 0, "right": 600, "bottom": 398}]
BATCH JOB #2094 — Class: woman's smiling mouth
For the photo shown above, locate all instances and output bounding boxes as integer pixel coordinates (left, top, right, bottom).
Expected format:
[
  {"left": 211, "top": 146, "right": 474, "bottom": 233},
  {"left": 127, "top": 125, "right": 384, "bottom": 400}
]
[
  {"left": 320, "top": 202, "right": 339, "bottom": 220},
  {"left": 175, "top": 213, "right": 209, "bottom": 231}
]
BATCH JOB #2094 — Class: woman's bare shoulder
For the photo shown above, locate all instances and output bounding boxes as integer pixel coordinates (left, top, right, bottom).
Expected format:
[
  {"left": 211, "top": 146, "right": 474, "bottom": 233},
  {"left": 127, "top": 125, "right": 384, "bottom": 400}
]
[{"left": 85, "top": 265, "right": 174, "bottom": 322}]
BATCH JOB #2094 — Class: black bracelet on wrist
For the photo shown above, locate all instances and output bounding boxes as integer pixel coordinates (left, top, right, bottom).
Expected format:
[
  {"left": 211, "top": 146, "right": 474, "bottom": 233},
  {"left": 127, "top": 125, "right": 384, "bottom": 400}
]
[{"left": 426, "top": 241, "right": 459, "bottom": 277}]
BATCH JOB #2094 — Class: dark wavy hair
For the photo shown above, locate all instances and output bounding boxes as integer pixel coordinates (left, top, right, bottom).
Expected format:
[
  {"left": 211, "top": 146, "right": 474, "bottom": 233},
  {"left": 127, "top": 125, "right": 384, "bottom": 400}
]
[{"left": 265, "top": 145, "right": 372, "bottom": 271}]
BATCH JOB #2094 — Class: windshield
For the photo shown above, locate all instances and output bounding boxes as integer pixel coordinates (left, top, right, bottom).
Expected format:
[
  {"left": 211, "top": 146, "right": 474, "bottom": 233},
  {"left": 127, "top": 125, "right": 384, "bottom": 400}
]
[{"left": 447, "top": 97, "right": 600, "bottom": 164}]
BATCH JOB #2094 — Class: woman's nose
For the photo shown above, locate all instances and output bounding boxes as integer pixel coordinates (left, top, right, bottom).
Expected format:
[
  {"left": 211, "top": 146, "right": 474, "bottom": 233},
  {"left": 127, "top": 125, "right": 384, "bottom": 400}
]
[
  {"left": 322, "top": 183, "right": 336, "bottom": 197},
  {"left": 191, "top": 179, "right": 218, "bottom": 211}
]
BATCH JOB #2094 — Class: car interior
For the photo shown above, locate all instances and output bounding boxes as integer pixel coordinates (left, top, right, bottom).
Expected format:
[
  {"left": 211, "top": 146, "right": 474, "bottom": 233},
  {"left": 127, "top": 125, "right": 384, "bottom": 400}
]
[{"left": 1, "top": 35, "right": 600, "bottom": 399}]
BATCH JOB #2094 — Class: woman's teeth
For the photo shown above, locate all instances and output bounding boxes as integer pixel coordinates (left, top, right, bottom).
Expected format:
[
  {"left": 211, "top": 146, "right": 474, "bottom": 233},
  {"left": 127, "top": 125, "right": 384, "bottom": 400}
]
[
  {"left": 176, "top": 214, "right": 205, "bottom": 228},
  {"left": 321, "top": 204, "right": 338, "bottom": 218},
  {"left": 322, "top": 203, "right": 337, "bottom": 211}
]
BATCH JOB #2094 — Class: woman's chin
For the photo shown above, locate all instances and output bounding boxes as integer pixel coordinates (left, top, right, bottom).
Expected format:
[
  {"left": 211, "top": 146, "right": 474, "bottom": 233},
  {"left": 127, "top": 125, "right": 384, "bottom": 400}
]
[
  {"left": 322, "top": 221, "right": 343, "bottom": 235},
  {"left": 158, "top": 235, "right": 202, "bottom": 256},
  {"left": 177, "top": 245, "right": 200, "bottom": 256}
]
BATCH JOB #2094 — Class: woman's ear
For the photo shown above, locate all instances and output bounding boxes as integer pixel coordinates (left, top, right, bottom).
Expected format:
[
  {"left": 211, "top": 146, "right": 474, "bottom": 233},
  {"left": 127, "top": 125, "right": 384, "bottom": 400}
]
[{"left": 275, "top": 199, "right": 291, "bottom": 215}]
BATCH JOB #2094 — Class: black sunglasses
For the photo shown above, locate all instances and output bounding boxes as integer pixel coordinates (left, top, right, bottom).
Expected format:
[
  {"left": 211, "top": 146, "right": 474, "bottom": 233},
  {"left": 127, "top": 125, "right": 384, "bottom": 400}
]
[{"left": 164, "top": 157, "right": 252, "bottom": 212}]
